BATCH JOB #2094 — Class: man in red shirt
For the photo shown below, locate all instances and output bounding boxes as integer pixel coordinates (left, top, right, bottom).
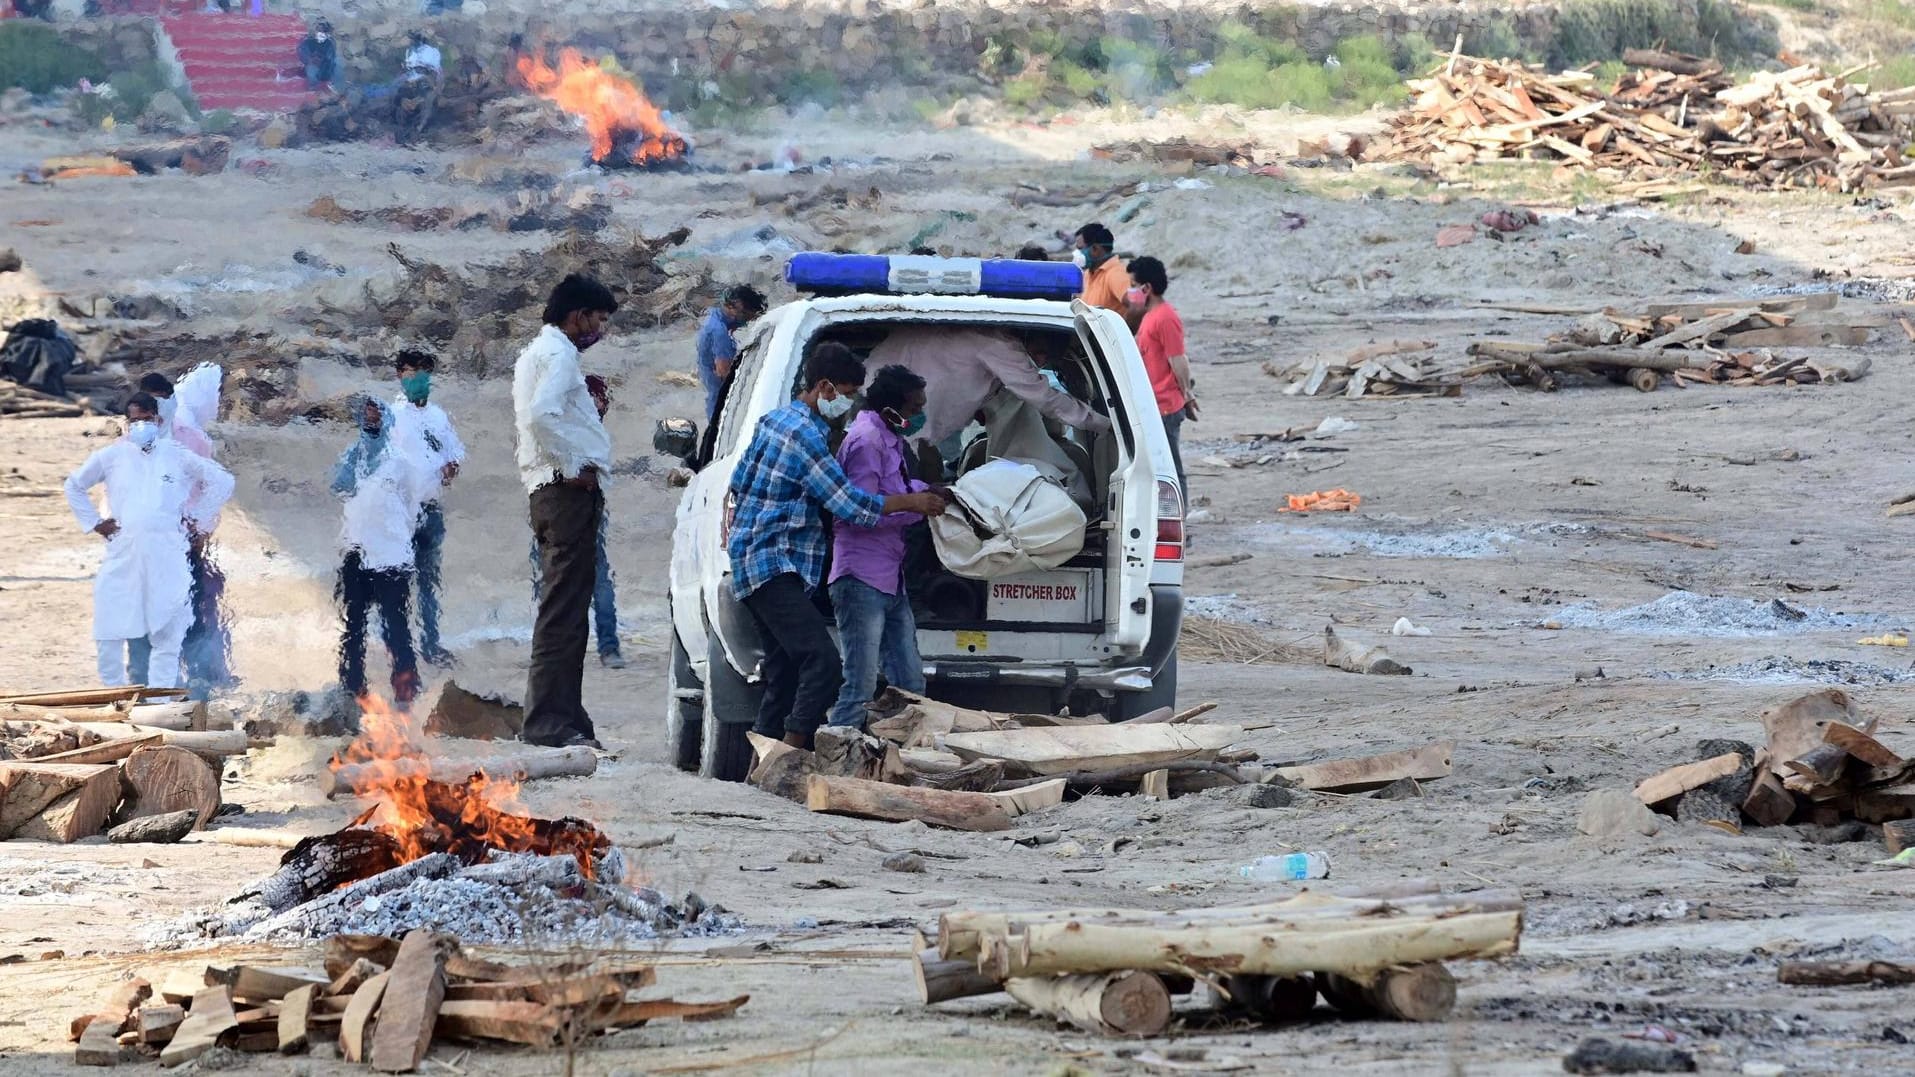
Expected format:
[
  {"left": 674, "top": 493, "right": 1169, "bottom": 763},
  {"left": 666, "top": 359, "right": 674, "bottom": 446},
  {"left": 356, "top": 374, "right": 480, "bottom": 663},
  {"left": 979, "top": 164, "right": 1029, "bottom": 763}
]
[{"left": 1126, "top": 256, "right": 1193, "bottom": 501}]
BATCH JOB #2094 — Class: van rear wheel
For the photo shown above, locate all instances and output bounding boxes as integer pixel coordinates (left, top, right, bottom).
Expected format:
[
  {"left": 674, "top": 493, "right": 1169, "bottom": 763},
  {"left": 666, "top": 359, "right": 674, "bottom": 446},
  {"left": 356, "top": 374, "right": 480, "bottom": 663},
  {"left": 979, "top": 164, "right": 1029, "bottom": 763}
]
[
  {"left": 665, "top": 632, "right": 703, "bottom": 773},
  {"left": 1111, "top": 654, "right": 1177, "bottom": 722},
  {"left": 698, "top": 629, "right": 757, "bottom": 782}
]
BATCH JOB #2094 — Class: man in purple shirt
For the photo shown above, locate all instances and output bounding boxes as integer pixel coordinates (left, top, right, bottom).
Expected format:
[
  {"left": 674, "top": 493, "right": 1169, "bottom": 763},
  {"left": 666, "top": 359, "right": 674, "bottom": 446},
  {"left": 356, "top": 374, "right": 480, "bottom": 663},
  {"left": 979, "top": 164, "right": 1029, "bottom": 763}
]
[{"left": 827, "top": 365, "right": 937, "bottom": 729}]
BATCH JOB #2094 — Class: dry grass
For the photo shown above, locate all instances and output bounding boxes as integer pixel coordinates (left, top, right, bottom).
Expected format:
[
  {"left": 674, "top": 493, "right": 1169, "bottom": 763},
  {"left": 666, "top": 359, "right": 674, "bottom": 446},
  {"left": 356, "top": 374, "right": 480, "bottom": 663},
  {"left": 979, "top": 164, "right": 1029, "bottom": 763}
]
[{"left": 1179, "top": 615, "right": 1314, "bottom": 665}]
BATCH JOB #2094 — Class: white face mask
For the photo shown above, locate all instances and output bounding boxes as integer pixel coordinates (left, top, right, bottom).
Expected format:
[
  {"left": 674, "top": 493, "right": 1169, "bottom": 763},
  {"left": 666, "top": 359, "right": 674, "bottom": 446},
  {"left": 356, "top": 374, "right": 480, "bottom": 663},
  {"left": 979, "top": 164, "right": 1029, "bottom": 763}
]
[
  {"left": 817, "top": 390, "right": 858, "bottom": 421},
  {"left": 1071, "top": 248, "right": 1089, "bottom": 270},
  {"left": 127, "top": 421, "right": 160, "bottom": 449}
]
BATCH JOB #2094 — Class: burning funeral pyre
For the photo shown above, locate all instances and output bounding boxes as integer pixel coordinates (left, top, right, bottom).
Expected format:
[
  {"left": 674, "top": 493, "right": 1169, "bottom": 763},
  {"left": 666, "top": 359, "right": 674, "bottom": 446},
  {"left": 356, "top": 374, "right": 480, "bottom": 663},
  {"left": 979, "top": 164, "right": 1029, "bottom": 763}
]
[
  {"left": 185, "top": 700, "right": 731, "bottom": 946},
  {"left": 517, "top": 48, "right": 690, "bottom": 169}
]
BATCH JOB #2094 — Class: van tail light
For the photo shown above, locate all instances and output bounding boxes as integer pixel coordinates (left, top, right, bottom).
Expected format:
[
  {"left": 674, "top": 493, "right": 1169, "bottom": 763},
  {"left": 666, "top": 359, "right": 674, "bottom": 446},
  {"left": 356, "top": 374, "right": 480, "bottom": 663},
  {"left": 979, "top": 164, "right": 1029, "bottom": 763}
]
[
  {"left": 1154, "top": 479, "right": 1183, "bottom": 561},
  {"left": 722, "top": 491, "right": 737, "bottom": 542}
]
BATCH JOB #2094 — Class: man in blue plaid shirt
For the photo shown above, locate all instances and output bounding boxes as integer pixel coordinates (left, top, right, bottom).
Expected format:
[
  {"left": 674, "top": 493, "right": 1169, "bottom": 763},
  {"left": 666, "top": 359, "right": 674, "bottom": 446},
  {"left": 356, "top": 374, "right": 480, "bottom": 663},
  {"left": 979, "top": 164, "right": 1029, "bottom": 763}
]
[{"left": 729, "top": 343, "right": 948, "bottom": 749}]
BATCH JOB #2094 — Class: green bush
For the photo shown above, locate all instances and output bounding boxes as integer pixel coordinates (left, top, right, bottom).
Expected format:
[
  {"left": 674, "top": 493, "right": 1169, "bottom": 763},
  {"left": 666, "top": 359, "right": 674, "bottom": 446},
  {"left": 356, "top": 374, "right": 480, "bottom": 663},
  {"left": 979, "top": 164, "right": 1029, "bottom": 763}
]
[
  {"left": 777, "top": 69, "right": 841, "bottom": 108},
  {"left": 1099, "top": 36, "right": 1170, "bottom": 101},
  {"left": 1003, "top": 74, "right": 1047, "bottom": 109},
  {"left": 1859, "top": 0, "right": 1915, "bottom": 28},
  {"left": 1334, "top": 35, "right": 1406, "bottom": 108},
  {"left": 1186, "top": 29, "right": 1414, "bottom": 112},
  {"left": 1875, "top": 55, "right": 1915, "bottom": 90},
  {"left": 1054, "top": 58, "right": 1100, "bottom": 99},
  {"left": 1550, "top": 0, "right": 1778, "bottom": 65},
  {"left": 200, "top": 108, "right": 236, "bottom": 134},
  {"left": 1463, "top": 16, "right": 1535, "bottom": 62},
  {"left": 0, "top": 23, "right": 106, "bottom": 94},
  {"left": 1394, "top": 32, "right": 1439, "bottom": 74}
]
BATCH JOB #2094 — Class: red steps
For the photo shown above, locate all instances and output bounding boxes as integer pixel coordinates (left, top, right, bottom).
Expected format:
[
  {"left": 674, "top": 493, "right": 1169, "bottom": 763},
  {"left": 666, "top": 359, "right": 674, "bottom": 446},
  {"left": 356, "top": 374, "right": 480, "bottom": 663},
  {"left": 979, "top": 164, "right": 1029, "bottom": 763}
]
[{"left": 161, "top": 13, "right": 317, "bottom": 113}]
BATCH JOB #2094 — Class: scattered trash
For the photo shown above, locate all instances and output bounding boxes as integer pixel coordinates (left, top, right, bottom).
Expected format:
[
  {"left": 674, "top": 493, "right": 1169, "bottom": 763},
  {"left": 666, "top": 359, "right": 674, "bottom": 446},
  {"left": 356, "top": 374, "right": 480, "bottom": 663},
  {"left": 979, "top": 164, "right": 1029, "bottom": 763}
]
[
  {"left": 1858, "top": 634, "right": 1908, "bottom": 647},
  {"left": 1480, "top": 208, "right": 1539, "bottom": 233},
  {"left": 1282, "top": 489, "right": 1362, "bottom": 513},
  {"left": 1391, "top": 617, "right": 1432, "bottom": 637},
  {"left": 1239, "top": 852, "right": 1332, "bottom": 882},
  {"left": 1172, "top": 178, "right": 1214, "bottom": 191},
  {"left": 1434, "top": 224, "right": 1476, "bottom": 248},
  {"left": 1313, "top": 416, "right": 1358, "bottom": 437}
]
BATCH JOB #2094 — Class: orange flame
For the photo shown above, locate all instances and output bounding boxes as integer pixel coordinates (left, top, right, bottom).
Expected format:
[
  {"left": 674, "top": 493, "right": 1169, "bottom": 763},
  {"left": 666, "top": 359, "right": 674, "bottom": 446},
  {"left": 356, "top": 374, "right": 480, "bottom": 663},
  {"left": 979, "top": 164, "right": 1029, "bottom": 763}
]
[
  {"left": 330, "top": 694, "right": 607, "bottom": 880},
  {"left": 516, "top": 48, "right": 687, "bottom": 165}
]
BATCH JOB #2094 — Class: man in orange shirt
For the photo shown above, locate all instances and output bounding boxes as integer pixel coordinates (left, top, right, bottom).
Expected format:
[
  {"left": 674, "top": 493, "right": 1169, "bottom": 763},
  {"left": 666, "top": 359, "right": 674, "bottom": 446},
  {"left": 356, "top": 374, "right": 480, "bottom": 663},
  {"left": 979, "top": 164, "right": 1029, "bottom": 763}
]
[{"left": 1072, "top": 222, "right": 1129, "bottom": 318}]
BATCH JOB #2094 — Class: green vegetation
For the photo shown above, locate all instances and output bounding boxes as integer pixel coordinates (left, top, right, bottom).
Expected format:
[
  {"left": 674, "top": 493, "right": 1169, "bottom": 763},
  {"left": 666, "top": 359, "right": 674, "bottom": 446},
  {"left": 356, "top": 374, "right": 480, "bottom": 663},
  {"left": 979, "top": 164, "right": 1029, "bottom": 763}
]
[
  {"left": 0, "top": 22, "right": 106, "bottom": 95},
  {"left": 71, "top": 61, "right": 195, "bottom": 125},
  {"left": 1462, "top": 17, "right": 1537, "bottom": 63},
  {"left": 1874, "top": 55, "right": 1915, "bottom": 90},
  {"left": 1757, "top": 0, "right": 1818, "bottom": 10},
  {"left": 1184, "top": 26, "right": 1419, "bottom": 112},
  {"left": 1550, "top": 0, "right": 1778, "bottom": 66},
  {"left": 1858, "top": 0, "right": 1915, "bottom": 28},
  {"left": 199, "top": 108, "right": 236, "bottom": 135}
]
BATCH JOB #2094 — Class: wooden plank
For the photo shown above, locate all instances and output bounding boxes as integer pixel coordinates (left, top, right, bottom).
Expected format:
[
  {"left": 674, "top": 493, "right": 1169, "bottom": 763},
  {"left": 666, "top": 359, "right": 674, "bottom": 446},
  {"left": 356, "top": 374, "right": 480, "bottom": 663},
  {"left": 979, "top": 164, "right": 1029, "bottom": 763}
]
[
  {"left": 1635, "top": 753, "right": 1742, "bottom": 805},
  {"left": 1824, "top": 723, "right": 1903, "bottom": 768},
  {"left": 209, "top": 966, "right": 329, "bottom": 1004},
  {"left": 138, "top": 1003, "right": 185, "bottom": 1046},
  {"left": 277, "top": 985, "right": 314, "bottom": 1054},
  {"left": 805, "top": 774, "right": 1012, "bottom": 832},
  {"left": 1644, "top": 294, "right": 1837, "bottom": 318},
  {"left": 160, "top": 987, "right": 236, "bottom": 1067},
  {"left": 980, "top": 778, "right": 1066, "bottom": 817},
  {"left": 588, "top": 994, "right": 751, "bottom": 1030},
  {"left": 1743, "top": 753, "right": 1796, "bottom": 827},
  {"left": 337, "top": 971, "right": 390, "bottom": 1063},
  {"left": 1640, "top": 308, "right": 1757, "bottom": 349},
  {"left": 370, "top": 930, "right": 452, "bottom": 1073},
  {"left": 433, "top": 1000, "right": 561, "bottom": 1047},
  {"left": 1275, "top": 741, "right": 1454, "bottom": 793},
  {"left": 942, "top": 725, "right": 1243, "bottom": 776},
  {"left": 1140, "top": 770, "right": 1170, "bottom": 801}
]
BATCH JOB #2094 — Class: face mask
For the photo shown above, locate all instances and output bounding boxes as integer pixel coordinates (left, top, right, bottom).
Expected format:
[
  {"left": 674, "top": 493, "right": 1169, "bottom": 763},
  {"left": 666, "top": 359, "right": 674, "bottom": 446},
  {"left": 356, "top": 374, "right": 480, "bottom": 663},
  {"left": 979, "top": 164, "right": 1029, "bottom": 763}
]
[
  {"left": 127, "top": 421, "right": 160, "bottom": 449},
  {"left": 885, "top": 409, "right": 927, "bottom": 437},
  {"left": 157, "top": 395, "right": 178, "bottom": 424},
  {"left": 817, "top": 390, "right": 858, "bottom": 421},
  {"left": 401, "top": 371, "right": 431, "bottom": 404},
  {"left": 1125, "top": 287, "right": 1150, "bottom": 307},
  {"left": 575, "top": 331, "right": 603, "bottom": 352},
  {"left": 1071, "top": 248, "right": 1089, "bottom": 270},
  {"left": 316, "top": 32, "right": 329, "bottom": 41}
]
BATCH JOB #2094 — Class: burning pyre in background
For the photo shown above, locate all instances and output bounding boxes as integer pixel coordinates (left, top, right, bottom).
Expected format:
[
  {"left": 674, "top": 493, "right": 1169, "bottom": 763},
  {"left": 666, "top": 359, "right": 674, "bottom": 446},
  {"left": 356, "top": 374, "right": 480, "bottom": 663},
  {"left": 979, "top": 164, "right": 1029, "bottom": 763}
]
[{"left": 517, "top": 48, "right": 690, "bottom": 168}]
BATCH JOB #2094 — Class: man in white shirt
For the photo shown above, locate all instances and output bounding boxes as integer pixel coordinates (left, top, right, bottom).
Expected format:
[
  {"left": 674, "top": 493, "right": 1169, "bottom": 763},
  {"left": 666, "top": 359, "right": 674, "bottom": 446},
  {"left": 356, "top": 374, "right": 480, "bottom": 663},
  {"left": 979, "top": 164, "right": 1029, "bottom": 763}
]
[
  {"left": 332, "top": 397, "right": 436, "bottom": 706},
  {"left": 403, "top": 30, "right": 442, "bottom": 81},
  {"left": 514, "top": 273, "right": 617, "bottom": 749},
  {"left": 64, "top": 393, "right": 235, "bottom": 689},
  {"left": 389, "top": 347, "right": 466, "bottom": 667},
  {"left": 138, "top": 364, "right": 233, "bottom": 696}
]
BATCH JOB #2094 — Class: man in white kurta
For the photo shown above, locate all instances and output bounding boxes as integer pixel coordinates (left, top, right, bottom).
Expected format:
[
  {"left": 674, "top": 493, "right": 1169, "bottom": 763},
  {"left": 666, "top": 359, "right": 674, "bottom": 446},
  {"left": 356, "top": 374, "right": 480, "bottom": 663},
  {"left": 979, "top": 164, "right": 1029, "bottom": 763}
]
[
  {"left": 64, "top": 393, "right": 235, "bottom": 688},
  {"left": 388, "top": 348, "right": 466, "bottom": 666}
]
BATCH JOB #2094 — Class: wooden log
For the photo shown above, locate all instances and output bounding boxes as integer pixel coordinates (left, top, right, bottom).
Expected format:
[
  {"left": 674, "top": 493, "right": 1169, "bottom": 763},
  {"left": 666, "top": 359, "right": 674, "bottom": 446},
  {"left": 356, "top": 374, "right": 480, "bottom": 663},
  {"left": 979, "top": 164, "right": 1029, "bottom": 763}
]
[
  {"left": 432, "top": 1000, "right": 561, "bottom": 1047},
  {"left": 1778, "top": 960, "right": 1915, "bottom": 986},
  {"left": 1, "top": 762, "right": 121, "bottom": 842},
  {"left": 745, "top": 732, "right": 817, "bottom": 803},
  {"left": 586, "top": 994, "right": 750, "bottom": 1030},
  {"left": 1005, "top": 971, "right": 1172, "bottom": 1036},
  {"left": 1221, "top": 975, "right": 1318, "bottom": 1023},
  {"left": 979, "top": 891, "right": 1524, "bottom": 980},
  {"left": 1782, "top": 743, "right": 1849, "bottom": 790},
  {"left": 160, "top": 987, "right": 236, "bottom": 1067},
  {"left": 1884, "top": 819, "right": 1915, "bottom": 855},
  {"left": 1722, "top": 325, "right": 1870, "bottom": 348},
  {"left": 805, "top": 774, "right": 1012, "bottom": 832},
  {"left": 119, "top": 745, "right": 220, "bottom": 829},
  {"left": 73, "top": 978, "right": 151, "bottom": 1065},
  {"left": 57, "top": 726, "right": 246, "bottom": 763},
  {"left": 1621, "top": 49, "right": 1723, "bottom": 78},
  {"left": 913, "top": 932, "right": 1004, "bottom": 1004},
  {"left": 1317, "top": 964, "right": 1457, "bottom": 1022},
  {"left": 1823, "top": 723, "right": 1902, "bottom": 768},
  {"left": 25, "top": 733, "right": 164, "bottom": 766},
  {"left": 138, "top": 1003, "right": 184, "bottom": 1045},
  {"left": 209, "top": 966, "right": 330, "bottom": 1004},
  {"left": 1530, "top": 348, "right": 1714, "bottom": 373},
  {"left": 337, "top": 971, "right": 390, "bottom": 1063},
  {"left": 1626, "top": 367, "right": 1659, "bottom": 392},
  {"left": 1635, "top": 753, "right": 1742, "bottom": 805},
  {"left": 125, "top": 701, "right": 206, "bottom": 730},
  {"left": 328, "top": 958, "right": 387, "bottom": 998},
  {"left": 1275, "top": 741, "right": 1452, "bottom": 793},
  {"left": 982, "top": 777, "right": 1066, "bottom": 817},
  {"left": 277, "top": 985, "right": 314, "bottom": 1054},
  {"left": 323, "top": 745, "right": 597, "bottom": 798},
  {"left": 943, "top": 725, "right": 1242, "bottom": 775},
  {"left": 0, "top": 687, "right": 184, "bottom": 706},
  {"left": 1743, "top": 755, "right": 1796, "bottom": 827},
  {"left": 370, "top": 930, "right": 453, "bottom": 1073},
  {"left": 324, "top": 936, "right": 401, "bottom": 980}
]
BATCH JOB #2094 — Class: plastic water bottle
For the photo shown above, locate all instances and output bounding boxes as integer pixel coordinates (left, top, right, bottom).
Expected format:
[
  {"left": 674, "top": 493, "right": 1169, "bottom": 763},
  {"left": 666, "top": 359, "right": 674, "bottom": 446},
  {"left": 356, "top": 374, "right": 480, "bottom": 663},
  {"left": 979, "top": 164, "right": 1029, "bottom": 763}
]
[{"left": 1238, "top": 852, "right": 1331, "bottom": 881}]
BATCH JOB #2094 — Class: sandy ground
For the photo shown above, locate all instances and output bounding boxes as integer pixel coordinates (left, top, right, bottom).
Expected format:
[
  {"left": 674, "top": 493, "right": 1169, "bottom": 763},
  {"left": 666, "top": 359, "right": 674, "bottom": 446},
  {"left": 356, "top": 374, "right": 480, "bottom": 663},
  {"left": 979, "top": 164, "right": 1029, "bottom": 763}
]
[{"left": 3, "top": 101, "right": 1915, "bottom": 1074}]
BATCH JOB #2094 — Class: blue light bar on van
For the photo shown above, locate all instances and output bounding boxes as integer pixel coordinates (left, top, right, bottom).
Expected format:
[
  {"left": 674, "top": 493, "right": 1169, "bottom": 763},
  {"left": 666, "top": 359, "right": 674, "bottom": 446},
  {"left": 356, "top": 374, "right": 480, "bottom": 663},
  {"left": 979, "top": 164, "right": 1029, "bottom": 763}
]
[{"left": 785, "top": 252, "right": 1083, "bottom": 301}]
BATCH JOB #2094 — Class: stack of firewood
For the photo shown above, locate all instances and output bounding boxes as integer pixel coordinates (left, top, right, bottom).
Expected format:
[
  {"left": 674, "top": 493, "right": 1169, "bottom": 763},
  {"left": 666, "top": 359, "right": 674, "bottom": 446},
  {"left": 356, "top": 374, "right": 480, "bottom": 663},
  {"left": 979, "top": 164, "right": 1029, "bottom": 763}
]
[
  {"left": 914, "top": 883, "right": 1523, "bottom": 1034},
  {"left": 1379, "top": 50, "right": 1915, "bottom": 191},
  {"left": 70, "top": 930, "right": 746, "bottom": 1068},
  {"left": 0, "top": 686, "right": 246, "bottom": 844},
  {"left": 1467, "top": 293, "right": 1881, "bottom": 392},
  {"left": 749, "top": 690, "right": 1453, "bottom": 831},
  {"left": 1634, "top": 688, "right": 1915, "bottom": 854},
  {"left": 1263, "top": 339, "right": 1483, "bottom": 399}
]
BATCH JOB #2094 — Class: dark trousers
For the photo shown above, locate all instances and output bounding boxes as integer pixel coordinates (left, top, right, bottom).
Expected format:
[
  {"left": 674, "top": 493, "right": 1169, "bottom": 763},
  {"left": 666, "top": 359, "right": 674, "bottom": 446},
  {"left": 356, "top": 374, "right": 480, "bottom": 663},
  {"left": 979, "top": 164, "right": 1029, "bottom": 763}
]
[
  {"left": 411, "top": 501, "right": 445, "bottom": 653},
  {"left": 530, "top": 506, "right": 619, "bottom": 657},
  {"left": 338, "top": 550, "right": 417, "bottom": 702},
  {"left": 182, "top": 543, "right": 234, "bottom": 698},
  {"left": 744, "top": 573, "right": 843, "bottom": 741},
  {"left": 523, "top": 481, "right": 601, "bottom": 745}
]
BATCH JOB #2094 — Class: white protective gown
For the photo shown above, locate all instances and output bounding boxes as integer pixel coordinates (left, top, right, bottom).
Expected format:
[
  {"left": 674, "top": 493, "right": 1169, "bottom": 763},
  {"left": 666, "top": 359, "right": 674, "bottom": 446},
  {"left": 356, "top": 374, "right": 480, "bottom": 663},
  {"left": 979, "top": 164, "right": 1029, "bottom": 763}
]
[
  {"left": 164, "top": 362, "right": 222, "bottom": 459},
  {"left": 64, "top": 438, "right": 235, "bottom": 641}
]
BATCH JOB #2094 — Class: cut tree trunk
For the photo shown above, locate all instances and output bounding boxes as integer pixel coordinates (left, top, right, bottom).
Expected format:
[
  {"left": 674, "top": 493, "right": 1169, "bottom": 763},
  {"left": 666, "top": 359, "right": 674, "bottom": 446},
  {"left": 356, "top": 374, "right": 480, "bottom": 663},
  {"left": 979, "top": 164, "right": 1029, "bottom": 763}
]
[
  {"left": 107, "top": 810, "right": 196, "bottom": 844},
  {"left": 0, "top": 762, "right": 121, "bottom": 842},
  {"left": 322, "top": 745, "right": 597, "bottom": 798},
  {"left": 1275, "top": 741, "right": 1453, "bottom": 793},
  {"left": 745, "top": 732, "right": 817, "bottom": 803},
  {"left": 119, "top": 745, "right": 220, "bottom": 829},
  {"left": 1222, "top": 975, "right": 1318, "bottom": 1023},
  {"left": 1778, "top": 960, "right": 1915, "bottom": 986},
  {"left": 1317, "top": 964, "right": 1457, "bottom": 1021},
  {"left": 805, "top": 774, "right": 1013, "bottom": 832},
  {"left": 914, "top": 932, "right": 1004, "bottom": 1004},
  {"left": 370, "top": 930, "right": 453, "bottom": 1073},
  {"left": 1005, "top": 971, "right": 1172, "bottom": 1036}
]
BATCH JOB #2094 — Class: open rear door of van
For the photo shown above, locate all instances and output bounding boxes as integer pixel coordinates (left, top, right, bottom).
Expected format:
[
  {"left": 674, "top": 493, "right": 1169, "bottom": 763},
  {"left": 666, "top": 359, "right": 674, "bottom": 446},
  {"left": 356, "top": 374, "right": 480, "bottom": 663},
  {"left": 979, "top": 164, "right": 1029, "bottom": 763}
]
[{"left": 1073, "top": 301, "right": 1158, "bottom": 651}]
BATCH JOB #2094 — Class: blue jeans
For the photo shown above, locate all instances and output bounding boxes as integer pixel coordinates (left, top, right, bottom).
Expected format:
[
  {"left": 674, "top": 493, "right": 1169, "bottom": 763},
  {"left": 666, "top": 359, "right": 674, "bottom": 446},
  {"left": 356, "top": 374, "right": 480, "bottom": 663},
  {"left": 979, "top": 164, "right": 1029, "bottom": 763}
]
[
  {"left": 412, "top": 501, "right": 445, "bottom": 653},
  {"left": 827, "top": 577, "right": 925, "bottom": 729},
  {"left": 530, "top": 509, "right": 618, "bottom": 656}
]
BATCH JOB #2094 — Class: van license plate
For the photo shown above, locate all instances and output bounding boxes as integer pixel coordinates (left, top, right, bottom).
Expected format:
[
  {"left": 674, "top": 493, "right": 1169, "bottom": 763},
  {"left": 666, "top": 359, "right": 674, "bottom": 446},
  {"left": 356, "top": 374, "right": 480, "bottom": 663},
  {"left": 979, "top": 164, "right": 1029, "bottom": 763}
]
[{"left": 986, "top": 571, "right": 1094, "bottom": 623}]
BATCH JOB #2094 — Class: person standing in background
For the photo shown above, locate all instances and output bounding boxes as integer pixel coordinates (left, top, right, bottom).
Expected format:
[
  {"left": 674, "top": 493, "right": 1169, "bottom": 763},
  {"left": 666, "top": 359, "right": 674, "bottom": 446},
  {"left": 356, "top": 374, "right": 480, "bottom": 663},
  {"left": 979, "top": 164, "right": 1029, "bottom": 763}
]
[
  {"left": 64, "top": 393, "right": 234, "bottom": 690},
  {"left": 332, "top": 397, "right": 433, "bottom": 706},
  {"left": 530, "top": 373, "right": 625, "bottom": 670},
  {"left": 1125, "top": 255, "right": 1194, "bottom": 502},
  {"left": 514, "top": 274, "right": 618, "bottom": 749},
  {"left": 389, "top": 347, "right": 465, "bottom": 668},
  {"left": 695, "top": 284, "right": 767, "bottom": 422},
  {"left": 136, "top": 365, "right": 233, "bottom": 695},
  {"left": 1071, "top": 222, "right": 1129, "bottom": 318}
]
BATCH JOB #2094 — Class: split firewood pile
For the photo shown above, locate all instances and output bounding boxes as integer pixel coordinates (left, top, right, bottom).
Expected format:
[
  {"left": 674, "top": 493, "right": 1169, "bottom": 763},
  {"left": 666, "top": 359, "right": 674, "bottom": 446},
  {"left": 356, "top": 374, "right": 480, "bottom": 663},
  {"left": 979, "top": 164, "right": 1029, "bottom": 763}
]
[
  {"left": 1467, "top": 293, "right": 1881, "bottom": 392},
  {"left": 1633, "top": 688, "right": 1915, "bottom": 855},
  {"left": 749, "top": 690, "right": 1454, "bottom": 830},
  {"left": 913, "top": 882, "right": 1522, "bottom": 1035},
  {"left": 1379, "top": 49, "right": 1915, "bottom": 191},
  {"left": 67, "top": 929, "right": 746, "bottom": 1069},
  {"left": 0, "top": 686, "right": 246, "bottom": 844},
  {"left": 1263, "top": 339, "right": 1478, "bottom": 399}
]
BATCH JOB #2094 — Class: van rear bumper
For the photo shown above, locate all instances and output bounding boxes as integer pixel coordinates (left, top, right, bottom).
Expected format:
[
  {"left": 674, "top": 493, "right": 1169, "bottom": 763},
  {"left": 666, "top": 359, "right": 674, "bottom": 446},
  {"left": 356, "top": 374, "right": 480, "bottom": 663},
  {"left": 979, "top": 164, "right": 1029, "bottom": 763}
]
[{"left": 921, "top": 585, "right": 1182, "bottom": 693}]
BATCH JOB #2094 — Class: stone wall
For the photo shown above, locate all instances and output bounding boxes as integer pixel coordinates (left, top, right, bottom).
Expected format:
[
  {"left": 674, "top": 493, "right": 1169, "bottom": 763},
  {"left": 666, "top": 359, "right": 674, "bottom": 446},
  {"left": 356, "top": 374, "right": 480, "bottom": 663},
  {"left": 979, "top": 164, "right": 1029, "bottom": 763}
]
[{"left": 47, "top": 15, "right": 159, "bottom": 76}]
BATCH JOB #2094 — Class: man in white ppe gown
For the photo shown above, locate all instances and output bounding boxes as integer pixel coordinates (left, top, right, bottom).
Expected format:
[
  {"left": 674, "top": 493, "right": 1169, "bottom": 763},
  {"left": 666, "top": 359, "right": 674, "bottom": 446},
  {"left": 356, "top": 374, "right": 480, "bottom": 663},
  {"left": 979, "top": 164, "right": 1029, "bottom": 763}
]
[{"left": 63, "top": 392, "right": 236, "bottom": 688}]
